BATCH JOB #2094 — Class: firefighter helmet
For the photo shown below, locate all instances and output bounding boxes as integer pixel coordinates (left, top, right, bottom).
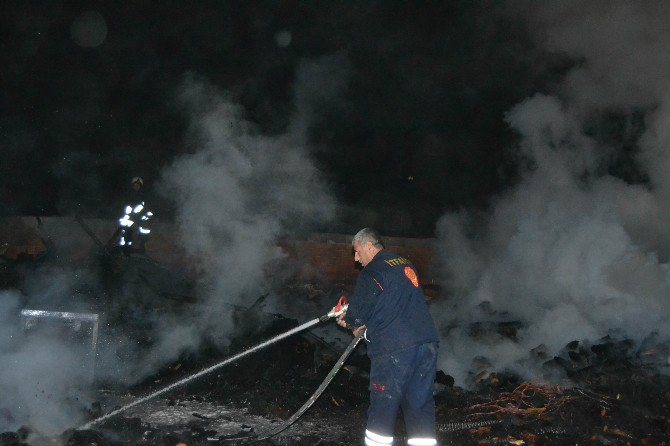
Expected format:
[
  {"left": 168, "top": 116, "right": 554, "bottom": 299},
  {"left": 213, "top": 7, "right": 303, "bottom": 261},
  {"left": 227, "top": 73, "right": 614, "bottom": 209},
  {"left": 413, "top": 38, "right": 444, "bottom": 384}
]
[{"left": 131, "top": 176, "right": 143, "bottom": 187}]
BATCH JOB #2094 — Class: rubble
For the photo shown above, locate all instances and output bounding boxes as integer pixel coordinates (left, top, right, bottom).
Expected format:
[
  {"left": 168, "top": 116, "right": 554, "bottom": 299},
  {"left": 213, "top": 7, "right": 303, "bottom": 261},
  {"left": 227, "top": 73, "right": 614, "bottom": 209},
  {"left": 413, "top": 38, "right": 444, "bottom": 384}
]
[
  {"left": 3, "top": 313, "right": 668, "bottom": 445},
  {"left": 1, "top": 225, "right": 670, "bottom": 445}
]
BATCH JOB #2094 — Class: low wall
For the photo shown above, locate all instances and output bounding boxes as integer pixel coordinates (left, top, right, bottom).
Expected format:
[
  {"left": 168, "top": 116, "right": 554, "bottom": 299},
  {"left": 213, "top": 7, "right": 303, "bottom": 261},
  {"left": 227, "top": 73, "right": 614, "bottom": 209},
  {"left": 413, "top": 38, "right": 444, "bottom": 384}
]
[
  {"left": 278, "top": 233, "right": 439, "bottom": 295},
  {"left": 0, "top": 217, "right": 440, "bottom": 296}
]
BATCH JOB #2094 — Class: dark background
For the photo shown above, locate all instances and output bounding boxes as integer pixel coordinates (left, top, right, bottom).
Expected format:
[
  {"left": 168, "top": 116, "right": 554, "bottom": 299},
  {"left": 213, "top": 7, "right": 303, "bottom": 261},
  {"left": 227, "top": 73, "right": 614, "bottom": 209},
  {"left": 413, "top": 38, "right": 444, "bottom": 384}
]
[{"left": 0, "top": 1, "right": 569, "bottom": 236}]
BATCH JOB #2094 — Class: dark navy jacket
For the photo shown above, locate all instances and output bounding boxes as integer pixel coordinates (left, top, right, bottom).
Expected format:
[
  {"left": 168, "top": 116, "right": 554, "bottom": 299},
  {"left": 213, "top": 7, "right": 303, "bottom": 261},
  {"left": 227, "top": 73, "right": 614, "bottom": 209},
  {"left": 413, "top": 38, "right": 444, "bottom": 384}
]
[{"left": 344, "top": 250, "right": 438, "bottom": 358}]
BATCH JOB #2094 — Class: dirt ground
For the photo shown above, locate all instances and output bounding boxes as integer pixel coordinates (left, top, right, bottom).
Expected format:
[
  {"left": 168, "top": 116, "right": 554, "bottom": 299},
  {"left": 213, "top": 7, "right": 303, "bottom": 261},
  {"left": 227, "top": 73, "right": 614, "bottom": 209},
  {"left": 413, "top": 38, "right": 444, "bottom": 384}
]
[{"left": 3, "top": 314, "right": 664, "bottom": 446}]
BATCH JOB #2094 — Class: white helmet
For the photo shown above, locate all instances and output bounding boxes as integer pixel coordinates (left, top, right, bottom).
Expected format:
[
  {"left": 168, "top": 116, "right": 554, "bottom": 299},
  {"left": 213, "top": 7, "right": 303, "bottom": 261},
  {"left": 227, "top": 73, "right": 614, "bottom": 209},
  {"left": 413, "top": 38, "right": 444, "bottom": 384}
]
[{"left": 131, "top": 177, "right": 144, "bottom": 187}]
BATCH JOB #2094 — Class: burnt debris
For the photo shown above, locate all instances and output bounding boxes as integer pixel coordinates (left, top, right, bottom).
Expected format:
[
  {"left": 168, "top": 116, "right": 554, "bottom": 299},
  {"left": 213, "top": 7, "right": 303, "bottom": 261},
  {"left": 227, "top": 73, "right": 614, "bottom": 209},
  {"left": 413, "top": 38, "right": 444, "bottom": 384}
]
[
  {"left": 3, "top": 312, "right": 669, "bottom": 446},
  {"left": 1, "top": 226, "right": 670, "bottom": 445}
]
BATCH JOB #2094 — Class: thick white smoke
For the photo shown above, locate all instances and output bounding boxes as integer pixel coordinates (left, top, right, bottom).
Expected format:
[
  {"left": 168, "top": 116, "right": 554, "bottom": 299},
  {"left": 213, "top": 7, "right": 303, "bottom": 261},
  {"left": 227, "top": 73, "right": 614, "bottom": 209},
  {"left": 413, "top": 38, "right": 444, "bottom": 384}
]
[
  {"left": 0, "top": 289, "right": 95, "bottom": 434},
  {"left": 435, "top": 2, "right": 670, "bottom": 385},
  {"left": 0, "top": 54, "right": 346, "bottom": 433},
  {"left": 129, "top": 56, "right": 344, "bottom": 374}
]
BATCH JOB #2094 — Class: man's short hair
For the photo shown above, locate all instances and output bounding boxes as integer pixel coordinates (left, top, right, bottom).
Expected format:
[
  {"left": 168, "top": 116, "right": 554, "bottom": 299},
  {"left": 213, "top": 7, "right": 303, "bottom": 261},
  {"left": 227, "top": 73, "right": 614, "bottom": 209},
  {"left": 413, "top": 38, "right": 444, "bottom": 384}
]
[{"left": 352, "top": 228, "right": 384, "bottom": 248}]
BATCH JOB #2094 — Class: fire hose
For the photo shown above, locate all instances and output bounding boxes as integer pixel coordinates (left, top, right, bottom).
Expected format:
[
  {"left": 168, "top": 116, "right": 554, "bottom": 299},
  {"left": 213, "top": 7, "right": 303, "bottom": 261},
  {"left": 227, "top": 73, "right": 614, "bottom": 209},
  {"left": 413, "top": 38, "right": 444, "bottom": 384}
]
[
  {"left": 79, "top": 296, "right": 357, "bottom": 433},
  {"left": 255, "top": 327, "right": 364, "bottom": 441}
]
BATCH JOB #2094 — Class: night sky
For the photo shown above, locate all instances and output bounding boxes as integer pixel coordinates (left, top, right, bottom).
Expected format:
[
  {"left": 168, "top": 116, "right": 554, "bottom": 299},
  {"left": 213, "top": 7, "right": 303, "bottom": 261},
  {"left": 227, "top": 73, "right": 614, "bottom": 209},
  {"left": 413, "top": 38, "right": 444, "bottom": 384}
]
[{"left": 1, "top": 1, "right": 551, "bottom": 236}]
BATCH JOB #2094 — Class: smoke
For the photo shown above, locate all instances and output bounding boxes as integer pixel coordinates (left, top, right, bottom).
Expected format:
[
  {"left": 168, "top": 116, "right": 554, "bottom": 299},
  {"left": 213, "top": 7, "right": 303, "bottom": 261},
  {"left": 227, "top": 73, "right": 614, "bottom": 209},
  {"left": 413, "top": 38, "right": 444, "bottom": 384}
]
[
  {"left": 288, "top": 52, "right": 351, "bottom": 142},
  {"left": 434, "top": 1, "right": 670, "bottom": 385},
  {"left": 0, "top": 51, "right": 345, "bottom": 432},
  {"left": 114, "top": 56, "right": 344, "bottom": 376},
  {"left": 0, "top": 289, "right": 96, "bottom": 434},
  {"left": 523, "top": 1, "right": 670, "bottom": 112}
]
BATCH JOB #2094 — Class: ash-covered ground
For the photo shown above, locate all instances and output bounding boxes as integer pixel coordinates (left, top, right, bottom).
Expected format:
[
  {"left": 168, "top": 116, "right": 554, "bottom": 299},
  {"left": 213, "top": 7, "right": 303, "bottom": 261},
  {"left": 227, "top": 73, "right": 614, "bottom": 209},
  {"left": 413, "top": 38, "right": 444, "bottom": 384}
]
[
  {"left": 29, "top": 316, "right": 670, "bottom": 446},
  {"left": 1, "top": 254, "right": 670, "bottom": 446}
]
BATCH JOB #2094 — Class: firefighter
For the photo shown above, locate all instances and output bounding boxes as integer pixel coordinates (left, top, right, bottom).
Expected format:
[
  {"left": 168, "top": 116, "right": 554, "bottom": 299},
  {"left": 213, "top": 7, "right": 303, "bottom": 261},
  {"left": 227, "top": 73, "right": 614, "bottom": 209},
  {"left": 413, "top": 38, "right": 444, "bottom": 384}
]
[
  {"left": 337, "top": 228, "right": 439, "bottom": 446},
  {"left": 113, "top": 176, "right": 153, "bottom": 255}
]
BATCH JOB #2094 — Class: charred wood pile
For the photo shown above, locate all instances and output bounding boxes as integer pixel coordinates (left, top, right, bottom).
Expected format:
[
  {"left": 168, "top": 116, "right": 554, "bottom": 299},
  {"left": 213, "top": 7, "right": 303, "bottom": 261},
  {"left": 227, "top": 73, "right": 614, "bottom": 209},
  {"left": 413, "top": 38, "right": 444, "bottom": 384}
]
[{"left": 1, "top": 311, "right": 668, "bottom": 445}]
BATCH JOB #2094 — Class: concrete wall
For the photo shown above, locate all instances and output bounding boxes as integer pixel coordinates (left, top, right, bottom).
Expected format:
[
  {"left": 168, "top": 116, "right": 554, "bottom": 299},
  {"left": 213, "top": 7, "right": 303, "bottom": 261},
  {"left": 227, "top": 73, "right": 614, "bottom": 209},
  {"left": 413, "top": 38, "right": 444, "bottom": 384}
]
[
  {"left": 1, "top": 216, "right": 440, "bottom": 296},
  {"left": 278, "top": 233, "right": 439, "bottom": 296}
]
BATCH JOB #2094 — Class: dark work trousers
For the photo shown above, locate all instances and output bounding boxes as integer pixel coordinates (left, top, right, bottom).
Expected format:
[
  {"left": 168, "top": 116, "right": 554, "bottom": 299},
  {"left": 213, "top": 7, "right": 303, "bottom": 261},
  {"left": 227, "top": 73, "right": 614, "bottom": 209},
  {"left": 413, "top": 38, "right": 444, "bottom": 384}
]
[{"left": 367, "top": 342, "right": 438, "bottom": 440}]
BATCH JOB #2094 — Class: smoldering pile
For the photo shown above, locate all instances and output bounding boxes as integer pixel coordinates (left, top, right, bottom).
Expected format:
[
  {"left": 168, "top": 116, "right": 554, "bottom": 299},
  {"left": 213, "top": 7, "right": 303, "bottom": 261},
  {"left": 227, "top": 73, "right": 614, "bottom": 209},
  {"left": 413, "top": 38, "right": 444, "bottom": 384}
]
[
  {"left": 3, "top": 285, "right": 669, "bottom": 446},
  {"left": 0, "top": 305, "right": 373, "bottom": 446},
  {"left": 1, "top": 227, "right": 669, "bottom": 445}
]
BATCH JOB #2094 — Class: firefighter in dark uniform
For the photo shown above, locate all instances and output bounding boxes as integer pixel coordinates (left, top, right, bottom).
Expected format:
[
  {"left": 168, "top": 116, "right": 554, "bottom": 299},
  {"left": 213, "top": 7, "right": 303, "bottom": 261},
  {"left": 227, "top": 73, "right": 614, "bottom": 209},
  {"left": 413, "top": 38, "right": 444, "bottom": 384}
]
[
  {"left": 338, "top": 228, "right": 439, "bottom": 446},
  {"left": 112, "top": 176, "right": 153, "bottom": 256}
]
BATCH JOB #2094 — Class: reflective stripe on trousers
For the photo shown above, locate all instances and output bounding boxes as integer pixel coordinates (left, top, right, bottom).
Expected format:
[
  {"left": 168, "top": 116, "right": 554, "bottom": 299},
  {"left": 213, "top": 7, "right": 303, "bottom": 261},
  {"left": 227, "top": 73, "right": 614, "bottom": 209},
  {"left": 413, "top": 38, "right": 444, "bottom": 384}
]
[
  {"left": 365, "top": 429, "right": 393, "bottom": 446},
  {"left": 367, "top": 342, "right": 438, "bottom": 440},
  {"left": 407, "top": 438, "right": 437, "bottom": 445}
]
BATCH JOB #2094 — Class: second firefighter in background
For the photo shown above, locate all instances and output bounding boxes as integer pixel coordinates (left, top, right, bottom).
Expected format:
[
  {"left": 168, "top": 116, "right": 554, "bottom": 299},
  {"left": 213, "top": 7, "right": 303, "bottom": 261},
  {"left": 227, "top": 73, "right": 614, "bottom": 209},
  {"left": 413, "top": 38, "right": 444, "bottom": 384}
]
[{"left": 113, "top": 176, "right": 153, "bottom": 255}]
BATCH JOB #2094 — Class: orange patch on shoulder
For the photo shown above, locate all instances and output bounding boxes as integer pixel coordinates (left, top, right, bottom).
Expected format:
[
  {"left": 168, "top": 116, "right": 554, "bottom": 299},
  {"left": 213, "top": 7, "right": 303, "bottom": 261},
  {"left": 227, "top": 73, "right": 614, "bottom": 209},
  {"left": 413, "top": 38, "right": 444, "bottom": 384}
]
[{"left": 404, "top": 266, "right": 419, "bottom": 287}]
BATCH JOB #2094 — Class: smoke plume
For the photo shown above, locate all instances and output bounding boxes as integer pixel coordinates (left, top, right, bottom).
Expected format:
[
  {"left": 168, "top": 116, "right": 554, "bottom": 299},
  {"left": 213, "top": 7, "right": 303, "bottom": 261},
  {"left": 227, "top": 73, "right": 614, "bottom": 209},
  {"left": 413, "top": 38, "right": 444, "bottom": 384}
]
[
  {"left": 138, "top": 57, "right": 342, "bottom": 371},
  {"left": 434, "top": 1, "right": 670, "bottom": 385},
  {"left": 0, "top": 287, "right": 97, "bottom": 434},
  {"left": 0, "top": 53, "right": 345, "bottom": 433}
]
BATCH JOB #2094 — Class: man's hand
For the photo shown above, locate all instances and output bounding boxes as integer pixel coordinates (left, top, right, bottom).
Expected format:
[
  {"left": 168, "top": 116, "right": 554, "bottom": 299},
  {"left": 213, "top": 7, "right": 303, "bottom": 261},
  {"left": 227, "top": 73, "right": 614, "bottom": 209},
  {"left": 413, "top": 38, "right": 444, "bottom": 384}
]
[
  {"left": 337, "top": 312, "right": 365, "bottom": 336},
  {"left": 336, "top": 312, "right": 348, "bottom": 328}
]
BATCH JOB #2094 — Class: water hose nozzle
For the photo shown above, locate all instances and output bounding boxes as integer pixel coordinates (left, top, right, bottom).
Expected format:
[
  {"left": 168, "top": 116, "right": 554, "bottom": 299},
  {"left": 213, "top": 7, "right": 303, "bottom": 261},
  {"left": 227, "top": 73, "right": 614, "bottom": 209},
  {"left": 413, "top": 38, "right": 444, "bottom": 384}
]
[{"left": 321, "top": 295, "right": 348, "bottom": 321}]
